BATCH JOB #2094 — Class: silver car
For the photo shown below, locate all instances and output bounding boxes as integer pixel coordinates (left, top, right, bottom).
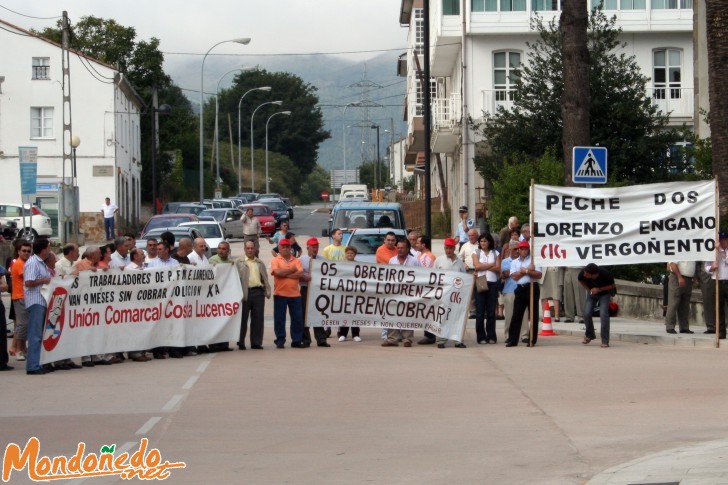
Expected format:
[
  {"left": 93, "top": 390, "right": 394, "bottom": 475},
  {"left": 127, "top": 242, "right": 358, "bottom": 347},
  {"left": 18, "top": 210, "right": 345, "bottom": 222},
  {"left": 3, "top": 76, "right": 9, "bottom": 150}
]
[{"left": 197, "top": 209, "right": 244, "bottom": 239}]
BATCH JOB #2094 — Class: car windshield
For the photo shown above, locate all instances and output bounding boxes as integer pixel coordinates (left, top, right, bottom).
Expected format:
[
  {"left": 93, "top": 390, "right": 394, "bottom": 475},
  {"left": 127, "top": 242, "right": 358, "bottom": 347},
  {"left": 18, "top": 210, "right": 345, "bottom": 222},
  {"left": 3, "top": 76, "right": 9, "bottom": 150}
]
[
  {"left": 199, "top": 210, "right": 225, "bottom": 222},
  {"left": 262, "top": 201, "right": 286, "bottom": 211},
  {"left": 333, "top": 210, "right": 398, "bottom": 229},
  {"left": 348, "top": 233, "right": 388, "bottom": 255},
  {"left": 147, "top": 217, "right": 193, "bottom": 231},
  {"left": 244, "top": 206, "right": 270, "bottom": 216},
  {"left": 183, "top": 224, "right": 222, "bottom": 238},
  {"left": 177, "top": 205, "right": 206, "bottom": 215}
]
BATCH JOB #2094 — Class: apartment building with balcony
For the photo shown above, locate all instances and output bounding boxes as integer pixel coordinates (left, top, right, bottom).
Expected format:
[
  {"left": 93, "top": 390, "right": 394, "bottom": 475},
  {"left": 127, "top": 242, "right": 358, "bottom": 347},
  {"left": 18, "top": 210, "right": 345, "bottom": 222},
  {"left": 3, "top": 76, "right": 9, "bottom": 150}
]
[
  {"left": 398, "top": 0, "right": 694, "bottom": 231},
  {"left": 0, "top": 18, "right": 143, "bottom": 241}
]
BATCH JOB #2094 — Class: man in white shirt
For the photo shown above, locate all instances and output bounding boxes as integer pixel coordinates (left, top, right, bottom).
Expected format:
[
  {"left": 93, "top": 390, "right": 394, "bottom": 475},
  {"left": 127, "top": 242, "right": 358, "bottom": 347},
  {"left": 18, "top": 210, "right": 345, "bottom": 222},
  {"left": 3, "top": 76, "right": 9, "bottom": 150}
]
[
  {"left": 705, "top": 232, "right": 728, "bottom": 338},
  {"left": 458, "top": 228, "right": 480, "bottom": 318},
  {"left": 56, "top": 243, "right": 79, "bottom": 277},
  {"left": 382, "top": 239, "right": 421, "bottom": 348},
  {"left": 665, "top": 260, "right": 696, "bottom": 334},
  {"left": 101, "top": 197, "right": 118, "bottom": 241},
  {"left": 109, "top": 237, "right": 130, "bottom": 269},
  {"left": 188, "top": 237, "right": 209, "bottom": 266},
  {"left": 506, "top": 241, "right": 542, "bottom": 347},
  {"left": 434, "top": 238, "right": 467, "bottom": 349},
  {"left": 299, "top": 238, "right": 329, "bottom": 347},
  {"left": 145, "top": 238, "right": 158, "bottom": 263}
]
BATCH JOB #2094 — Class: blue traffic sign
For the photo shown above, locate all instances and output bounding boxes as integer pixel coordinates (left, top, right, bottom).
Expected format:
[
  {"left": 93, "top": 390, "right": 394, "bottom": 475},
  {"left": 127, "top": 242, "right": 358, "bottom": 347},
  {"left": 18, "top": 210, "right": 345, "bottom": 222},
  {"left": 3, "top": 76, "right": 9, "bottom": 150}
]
[{"left": 572, "top": 146, "right": 607, "bottom": 184}]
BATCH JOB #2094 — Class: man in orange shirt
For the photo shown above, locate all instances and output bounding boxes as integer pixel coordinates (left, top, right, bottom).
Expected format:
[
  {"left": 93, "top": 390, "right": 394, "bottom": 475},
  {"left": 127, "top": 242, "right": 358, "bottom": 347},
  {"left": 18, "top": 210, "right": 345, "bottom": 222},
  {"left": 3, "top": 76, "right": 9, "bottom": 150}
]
[
  {"left": 375, "top": 231, "right": 398, "bottom": 264},
  {"left": 270, "top": 239, "right": 306, "bottom": 349},
  {"left": 10, "top": 241, "right": 31, "bottom": 360}
]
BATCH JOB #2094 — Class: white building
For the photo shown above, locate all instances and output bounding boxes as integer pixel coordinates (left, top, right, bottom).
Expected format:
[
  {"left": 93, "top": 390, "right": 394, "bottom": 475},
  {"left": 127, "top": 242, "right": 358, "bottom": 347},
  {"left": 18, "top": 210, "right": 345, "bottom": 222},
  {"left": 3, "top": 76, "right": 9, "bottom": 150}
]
[
  {"left": 0, "top": 18, "right": 143, "bottom": 241},
  {"left": 398, "top": 0, "right": 694, "bottom": 230}
]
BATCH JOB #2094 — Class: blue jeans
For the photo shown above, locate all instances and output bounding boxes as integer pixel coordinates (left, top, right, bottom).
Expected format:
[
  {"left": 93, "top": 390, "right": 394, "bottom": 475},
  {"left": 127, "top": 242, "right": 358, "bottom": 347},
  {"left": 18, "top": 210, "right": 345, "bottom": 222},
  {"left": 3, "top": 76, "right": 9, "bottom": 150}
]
[
  {"left": 26, "top": 304, "right": 46, "bottom": 372},
  {"left": 584, "top": 293, "right": 611, "bottom": 344},
  {"left": 104, "top": 217, "right": 115, "bottom": 240},
  {"left": 273, "top": 296, "right": 303, "bottom": 346}
]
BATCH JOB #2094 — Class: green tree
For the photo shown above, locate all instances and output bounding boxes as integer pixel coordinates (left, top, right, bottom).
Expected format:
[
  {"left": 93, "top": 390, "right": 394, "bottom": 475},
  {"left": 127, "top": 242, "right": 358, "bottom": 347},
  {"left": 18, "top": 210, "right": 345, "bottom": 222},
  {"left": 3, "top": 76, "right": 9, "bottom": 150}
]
[
  {"left": 214, "top": 68, "right": 330, "bottom": 184},
  {"left": 475, "top": 9, "right": 679, "bottom": 185},
  {"left": 357, "top": 159, "right": 389, "bottom": 189}
]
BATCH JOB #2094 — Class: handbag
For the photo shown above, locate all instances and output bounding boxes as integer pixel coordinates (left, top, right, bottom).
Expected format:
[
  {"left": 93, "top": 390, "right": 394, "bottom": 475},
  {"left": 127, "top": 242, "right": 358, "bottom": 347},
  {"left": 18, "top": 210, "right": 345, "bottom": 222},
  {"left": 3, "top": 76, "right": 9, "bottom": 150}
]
[{"left": 476, "top": 275, "right": 489, "bottom": 293}]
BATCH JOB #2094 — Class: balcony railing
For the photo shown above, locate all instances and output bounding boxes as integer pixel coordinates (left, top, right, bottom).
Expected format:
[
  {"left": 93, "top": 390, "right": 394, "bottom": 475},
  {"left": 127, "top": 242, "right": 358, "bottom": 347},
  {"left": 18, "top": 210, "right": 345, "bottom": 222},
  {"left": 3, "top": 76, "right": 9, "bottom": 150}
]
[
  {"left": 32, "top": 66, "right": 50, "bottom": 80},
  {"left": 481, "top": 87, "right": 694, "bottom": 119},
  {"left": 433, "top": 93, "right": 462, "bottom": 130}
]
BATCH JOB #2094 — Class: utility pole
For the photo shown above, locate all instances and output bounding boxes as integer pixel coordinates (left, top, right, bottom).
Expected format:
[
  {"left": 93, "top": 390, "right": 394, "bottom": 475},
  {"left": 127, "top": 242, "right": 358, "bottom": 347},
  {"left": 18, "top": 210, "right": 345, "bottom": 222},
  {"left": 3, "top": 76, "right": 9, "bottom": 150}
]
[{"left": 61, "top": 11, "right": 76, "bottom": 243}]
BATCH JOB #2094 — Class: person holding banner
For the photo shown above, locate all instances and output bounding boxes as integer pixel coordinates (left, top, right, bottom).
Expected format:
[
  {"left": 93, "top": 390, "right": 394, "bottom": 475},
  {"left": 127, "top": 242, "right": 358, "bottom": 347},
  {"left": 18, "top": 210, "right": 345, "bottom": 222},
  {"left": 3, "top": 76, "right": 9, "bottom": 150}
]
[
  {"left": 322, "top": 229, "right": 346, "bottom": 261},
  {"left": 459, "top": 228, "right": 480, "bottom": 319},
  {"left": 434, "top": 238, "right": 467, "bottom": 349},
  {"left": 473, "top": 233, "right": 501, "bottom": 345},
  {"left": 665, "top": 261, "right": 696, "bottom": 334},
  {"left": 376, "top": 232, "right": 398, "bottom": 264},
  {"left": 110, "top": 237, "right": 130, "bottom": 269},
  {"left": 506, "top": 241, "right": 542, "bottom": 347},
  {"left": 23, "top": 238, "right": 52, "bottom": 375},
  {"left": 271, "top": 239, "right": 306, "bottom": 349},
  {"left": 56, "top": 244, "right": 79, "bottom": 277},
  {"left": 337, "top": 246, "right": 363, "bottom": 343},
  {"left": 382, "top": 238, "right": 421, "bottom": 348},
  {"left": 300, "top": 238, "right": 330, "bottom": 347},
  {"left": 417, "top": 236, "right": 437, "bottom": 345},
  {"left": 189, "top": 238, "right": 209, "bottom": 266},
  {"left": 705, "top": 232, "right": 728, "bottom": 338},
  {"left": 0, "top": 266, "right": 12, "bottom": 371},
  {"left": 236, "top": 241, "right": 271, "bottom": 350},
  {"left": 148, "top": 241, "right": 180, "bottom": 268},
  {"left": 578, "top": 264, "right": 616, "bottom": 348}
]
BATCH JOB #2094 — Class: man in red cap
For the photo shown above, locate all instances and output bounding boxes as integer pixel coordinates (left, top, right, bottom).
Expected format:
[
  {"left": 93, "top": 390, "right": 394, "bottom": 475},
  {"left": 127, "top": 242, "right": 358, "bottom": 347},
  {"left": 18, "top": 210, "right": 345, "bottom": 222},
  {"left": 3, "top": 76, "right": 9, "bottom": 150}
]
[
  {"left": 270, "top": 238, "right": 305, "bottom": 348},
  {"left": 434, "top": 238, "right": 468, "bottom": 349},
  {"left": 506, "top": 240, "right": 542, "bottom": 347},
  {"left": 299, "top": 237, "right": 330, "bottom": 347}
]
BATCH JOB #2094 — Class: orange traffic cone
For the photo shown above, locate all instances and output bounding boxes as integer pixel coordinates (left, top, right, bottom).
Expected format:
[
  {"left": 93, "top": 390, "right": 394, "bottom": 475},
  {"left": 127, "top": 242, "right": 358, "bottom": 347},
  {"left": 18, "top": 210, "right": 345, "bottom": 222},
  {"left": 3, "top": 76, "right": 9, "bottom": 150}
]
[{"left": 539, "top": 300, "right": 557, "bottom": 336}]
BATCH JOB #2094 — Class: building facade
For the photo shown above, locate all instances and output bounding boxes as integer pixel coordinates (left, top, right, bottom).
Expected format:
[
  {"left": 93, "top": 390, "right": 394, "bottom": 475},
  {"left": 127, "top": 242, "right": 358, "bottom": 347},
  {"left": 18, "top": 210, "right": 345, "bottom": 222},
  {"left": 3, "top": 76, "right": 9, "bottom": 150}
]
[
  {"left": 0, "top": 19, "right": 143, "bottom": 241},
  {"left": 398, "top": 0, "right": 695, "bottom": 232}
]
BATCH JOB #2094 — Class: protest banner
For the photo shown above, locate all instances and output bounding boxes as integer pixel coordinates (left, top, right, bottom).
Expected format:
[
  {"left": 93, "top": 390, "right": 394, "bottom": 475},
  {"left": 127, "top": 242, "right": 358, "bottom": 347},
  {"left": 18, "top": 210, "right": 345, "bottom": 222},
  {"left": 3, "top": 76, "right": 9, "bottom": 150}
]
[
  {"left": 305, "top": 259, "right": 473, "bottom": 341},
  {"left": 533, "top": 180, "right": 716, "bottom": 267},
  {"left": 40, "top": 265, "right": 243, "bottom": 364}
]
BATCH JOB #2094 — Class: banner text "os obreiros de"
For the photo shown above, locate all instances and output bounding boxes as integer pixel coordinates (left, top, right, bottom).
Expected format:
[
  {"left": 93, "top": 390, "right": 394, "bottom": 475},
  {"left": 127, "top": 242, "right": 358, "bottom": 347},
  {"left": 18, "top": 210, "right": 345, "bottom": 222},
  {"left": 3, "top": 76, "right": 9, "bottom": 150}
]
[
  {"left": 306, "top": 259, "right": 473, "bottom": 342},
  {"left": 533, "top": 180, "right": 716, "bottom": 266},
  {"left": 40, "top": 265, "right": 243, "bottom": 364}
]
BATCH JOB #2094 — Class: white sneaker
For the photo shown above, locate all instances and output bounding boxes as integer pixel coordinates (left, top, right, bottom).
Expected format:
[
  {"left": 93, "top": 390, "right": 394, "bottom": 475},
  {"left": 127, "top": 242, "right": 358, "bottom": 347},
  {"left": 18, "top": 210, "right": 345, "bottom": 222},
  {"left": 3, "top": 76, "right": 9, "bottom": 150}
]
[
  {"left": 338, "top": 336, "right": 346, "bottom": 342},
  {"left": 16, "top": 352, "right": 25, "bottom": 361},
  {"left": 354, "top": 336, "right": 362, "bottom": 342}
]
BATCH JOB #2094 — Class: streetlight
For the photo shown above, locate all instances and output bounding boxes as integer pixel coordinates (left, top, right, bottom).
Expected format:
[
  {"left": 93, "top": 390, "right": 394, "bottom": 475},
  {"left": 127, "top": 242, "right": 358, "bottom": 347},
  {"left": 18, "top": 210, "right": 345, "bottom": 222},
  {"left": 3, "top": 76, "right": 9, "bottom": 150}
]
[
  {"left": 214, "top": 67, "right": 249, "bottom": 196},
  {"left": 251, "top": 100, "right": 282, "bottom": 192},
  {"left": 371, "top": 124, "right": 380, "bottom": 192},
  {"left": 199, "top": 37, "right": 250, "bottom": 202},
  {"left": 341, "top": 102, "right": 361, "bottom": 195},
  {"left": 150, "top": 103, "right": 171, "bottom": 214},
  {"left": 265, "top": 111, "right": 291, "bottom": 194},
  {"left": 238, "top": 86, "right": 272, "bottom": 193}
]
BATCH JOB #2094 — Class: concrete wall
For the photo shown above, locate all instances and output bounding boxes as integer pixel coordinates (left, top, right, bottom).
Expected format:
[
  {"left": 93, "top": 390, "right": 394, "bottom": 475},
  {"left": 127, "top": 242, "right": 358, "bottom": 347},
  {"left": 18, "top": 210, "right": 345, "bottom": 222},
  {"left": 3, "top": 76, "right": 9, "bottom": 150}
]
[{"left": 615, "top": 278, "right": 708, "bottom": 325}]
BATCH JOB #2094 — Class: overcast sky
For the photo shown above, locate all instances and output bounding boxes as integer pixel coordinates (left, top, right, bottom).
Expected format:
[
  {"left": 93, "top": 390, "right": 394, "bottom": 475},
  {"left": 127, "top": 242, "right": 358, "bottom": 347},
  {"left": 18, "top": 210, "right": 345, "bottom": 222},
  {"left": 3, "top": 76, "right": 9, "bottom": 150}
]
[{"left": 0, "top": 0, "right": 408, "bottom": 63}]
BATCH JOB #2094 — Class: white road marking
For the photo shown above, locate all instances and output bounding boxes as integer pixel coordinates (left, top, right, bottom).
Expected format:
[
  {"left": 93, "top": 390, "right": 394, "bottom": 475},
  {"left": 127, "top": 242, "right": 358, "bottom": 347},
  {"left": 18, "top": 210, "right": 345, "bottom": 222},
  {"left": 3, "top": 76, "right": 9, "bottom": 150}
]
[
  {"left": 182, "top": 375, "right": 199, "bottom": 390},
  {"left": 136, "top": 416, "right": 162, "bottom": 435},
  {"left": 162, "top": 394, "right": 183, "bottom": 411}
]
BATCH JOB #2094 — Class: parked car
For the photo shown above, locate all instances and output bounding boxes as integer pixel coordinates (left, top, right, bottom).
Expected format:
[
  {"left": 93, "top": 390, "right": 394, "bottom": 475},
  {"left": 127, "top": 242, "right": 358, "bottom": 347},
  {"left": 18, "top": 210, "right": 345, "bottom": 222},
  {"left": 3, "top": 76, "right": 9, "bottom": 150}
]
[
  {"left": 0, "top": 218, "right": 18, "bottom": 240},
  {"left": 323, "top": 201, "right": 406, "bottom": 245},
  {"left": 202, "top": 200, "right": 223, "bottom": 209},
  {"left": 239, "top": 203, "right": 276, "bottom": 236},
  {"left": 259, "top": 194, "right": 293, "bottom": 219},
  {"left": 347, "top": 228, "right": 408, "bottom": 263},
  {"left": 257, "top": 198, "right": 289, "bottom": 228},
  {"left": 178, "top": 221, "right": 225, "bottom": 256},
  {"left": 197, "top": 208, "right": 244, "bottom": 238},
  {"left": 236, "top": 192, "right": 259, "bottom": 202},
  {"left": 161, "top": 202, "right": 185, "bottom": 214},
  {"left": 174, "top": 203, "right": 207, "bottom": 215},
  {"left": 212, "top": 199, "right": 236, "bottom": 209},
  {"left": 135, "top": 227, "right": 210, "bottom": 258},
  {"left": 140, "top": 214, "right": 199, "bottom": 238},
  {"left": 0, "top": 203, "right": 53, "bottom": 240}
]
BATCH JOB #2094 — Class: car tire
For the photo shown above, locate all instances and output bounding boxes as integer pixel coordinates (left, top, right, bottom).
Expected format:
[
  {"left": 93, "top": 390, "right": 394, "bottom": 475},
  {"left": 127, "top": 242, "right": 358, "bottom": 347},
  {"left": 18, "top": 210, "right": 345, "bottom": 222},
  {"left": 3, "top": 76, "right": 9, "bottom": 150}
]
[{"left": 17, "top": 228, "right": 37, "bottom": 242}]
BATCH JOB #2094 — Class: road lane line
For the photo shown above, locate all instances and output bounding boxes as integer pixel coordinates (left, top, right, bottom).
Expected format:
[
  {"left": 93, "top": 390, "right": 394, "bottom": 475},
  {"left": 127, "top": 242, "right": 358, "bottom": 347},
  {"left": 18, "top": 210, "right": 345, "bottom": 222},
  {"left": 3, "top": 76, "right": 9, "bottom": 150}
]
[
  {"left": 136, "top": 416, "right": 162, "bottom": 435},
  {"left": 162, "top": 394, "right": 183, "bottom": 411},
  {"left": 182, "top": 375, "right": 199, "bottom": 390},
  {"left": 196, "top": 360, "right": 211, "bottom": 373}
]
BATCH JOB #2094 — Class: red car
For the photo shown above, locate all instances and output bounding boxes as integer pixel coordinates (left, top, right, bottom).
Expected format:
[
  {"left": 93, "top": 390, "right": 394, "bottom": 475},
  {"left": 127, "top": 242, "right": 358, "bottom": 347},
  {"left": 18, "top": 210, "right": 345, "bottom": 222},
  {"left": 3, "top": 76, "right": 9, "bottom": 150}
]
[{"left": 239, "top": 204, "right": 276, "bottom": 236}]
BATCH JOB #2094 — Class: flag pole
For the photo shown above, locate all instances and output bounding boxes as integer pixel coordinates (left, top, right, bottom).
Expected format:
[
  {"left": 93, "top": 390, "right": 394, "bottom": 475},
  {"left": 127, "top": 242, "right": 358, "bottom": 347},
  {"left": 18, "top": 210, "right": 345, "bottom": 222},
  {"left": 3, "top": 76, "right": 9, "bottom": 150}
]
[
  {"left": 715, "top": 176, "right": 720, "bottom": 349},
  {"left": 529, "top": 178, "right": 535, "bottom": 348}
]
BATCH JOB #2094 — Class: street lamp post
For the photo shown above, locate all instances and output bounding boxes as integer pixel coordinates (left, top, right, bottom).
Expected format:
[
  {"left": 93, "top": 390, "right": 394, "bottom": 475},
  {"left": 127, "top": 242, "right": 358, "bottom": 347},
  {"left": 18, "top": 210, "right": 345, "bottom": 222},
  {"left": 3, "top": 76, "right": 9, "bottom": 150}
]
[
  {"left": 199, "top": 37, "right": 250, "bottom": 203},
  {"left": 265, "top": 111, "right": 291, "bottom": 194},
  {"left": 69, "top": 135, "right": 80, "bottom": 242},
  {"left": 214, "top": 67, "right": 247, "bottom": 196},
  {"left": 341, "top": 102, "right": 361, "bottom": 197},
  {"left": 150, "top": 103, "right": 171, "bottom": 214},
  {"left": 250, "top": 100, "right": 282, "bottom": 192},
  {"left": 238, "top": 86, "right": 272, "bottom": 193},
  {"left": 371, "top": 124, "right": 380, "bottom": 192}
]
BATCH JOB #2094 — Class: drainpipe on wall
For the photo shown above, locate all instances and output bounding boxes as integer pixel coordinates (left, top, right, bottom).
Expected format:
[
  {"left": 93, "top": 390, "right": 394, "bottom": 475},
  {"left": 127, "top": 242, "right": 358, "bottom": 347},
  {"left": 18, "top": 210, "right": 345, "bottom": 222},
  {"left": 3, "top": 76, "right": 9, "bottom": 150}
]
[{"left": 460, "top": 0, "right": 470, "bottom": 224}]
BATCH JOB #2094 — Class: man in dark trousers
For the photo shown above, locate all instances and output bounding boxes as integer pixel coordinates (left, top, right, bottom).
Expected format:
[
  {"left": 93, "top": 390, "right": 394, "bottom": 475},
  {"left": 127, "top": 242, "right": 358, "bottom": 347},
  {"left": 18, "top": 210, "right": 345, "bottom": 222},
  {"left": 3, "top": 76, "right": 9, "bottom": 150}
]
[
  {"left": 578, "top": 263, "right": 616, "bottom": 348},
  {"left": 506, "top": 241, "right": 542, "bottom": 347}
]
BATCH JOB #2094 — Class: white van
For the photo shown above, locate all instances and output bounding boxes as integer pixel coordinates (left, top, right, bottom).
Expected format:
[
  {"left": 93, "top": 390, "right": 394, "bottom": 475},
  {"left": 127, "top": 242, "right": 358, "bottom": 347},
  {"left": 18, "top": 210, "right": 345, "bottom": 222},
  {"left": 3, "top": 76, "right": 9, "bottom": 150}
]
[{"left": 339, "top": 184, "right": 369, "bottom": 201}]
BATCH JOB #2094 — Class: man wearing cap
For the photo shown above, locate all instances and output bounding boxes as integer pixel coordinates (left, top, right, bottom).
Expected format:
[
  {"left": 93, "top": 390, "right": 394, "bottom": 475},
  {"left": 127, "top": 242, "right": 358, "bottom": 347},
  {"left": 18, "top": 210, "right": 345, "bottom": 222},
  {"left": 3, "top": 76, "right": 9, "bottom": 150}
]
[
  {"left": 705, "top": 232, "right": 728, "bottom": 338},
  {"left": 506, "top": 240, "right": 542, "bottom": 347},
  {"left": 434, "top": 238, "right": 467, "bottom": 349},
  {"left": 458, "top": 228, "right": 480, "bottom": 319},
  {"left": 665, "top": 260, "right": 696, "bottom": 334},
  {"left": 270, "top": 238, "right": 306, "bottom": 349},
  {"left": 236, "top": 241, "right": 271, "bottom": 350},
  {"left": 455, "top": 206, "right": 475, "bottom": 250},
  {"left": 300, "top": 237, "right": 330, "bottom": 347}
]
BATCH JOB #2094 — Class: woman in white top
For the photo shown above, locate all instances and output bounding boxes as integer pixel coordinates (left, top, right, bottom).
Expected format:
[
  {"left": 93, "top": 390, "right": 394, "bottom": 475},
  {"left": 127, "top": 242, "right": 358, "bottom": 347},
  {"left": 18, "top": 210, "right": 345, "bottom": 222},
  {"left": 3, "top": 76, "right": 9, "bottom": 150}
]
[{"left": 473, "top": 233, "right": 501, "bottom": 344}]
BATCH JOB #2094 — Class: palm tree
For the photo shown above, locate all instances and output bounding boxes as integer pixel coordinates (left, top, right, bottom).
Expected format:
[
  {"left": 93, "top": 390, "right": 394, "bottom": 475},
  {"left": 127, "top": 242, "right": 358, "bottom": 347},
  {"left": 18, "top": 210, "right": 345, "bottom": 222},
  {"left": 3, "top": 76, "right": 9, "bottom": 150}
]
[{"left": 706, "top": 0, "right": 728, "bottom": 219}]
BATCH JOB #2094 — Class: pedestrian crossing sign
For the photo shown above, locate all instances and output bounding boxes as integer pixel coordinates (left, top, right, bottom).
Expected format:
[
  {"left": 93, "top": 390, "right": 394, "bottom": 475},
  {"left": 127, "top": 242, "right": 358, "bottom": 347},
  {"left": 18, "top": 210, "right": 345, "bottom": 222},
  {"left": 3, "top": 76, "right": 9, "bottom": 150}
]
[{"left": 572, "top": 146, "right": 607, "bottom": 184}]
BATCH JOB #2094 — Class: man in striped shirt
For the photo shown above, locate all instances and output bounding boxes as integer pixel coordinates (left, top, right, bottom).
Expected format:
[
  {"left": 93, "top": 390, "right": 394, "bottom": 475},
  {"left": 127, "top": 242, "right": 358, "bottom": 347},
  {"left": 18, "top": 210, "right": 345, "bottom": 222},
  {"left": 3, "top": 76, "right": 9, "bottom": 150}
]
[{"left": 23, "top": 238, "right": 52, "bottom": 375}]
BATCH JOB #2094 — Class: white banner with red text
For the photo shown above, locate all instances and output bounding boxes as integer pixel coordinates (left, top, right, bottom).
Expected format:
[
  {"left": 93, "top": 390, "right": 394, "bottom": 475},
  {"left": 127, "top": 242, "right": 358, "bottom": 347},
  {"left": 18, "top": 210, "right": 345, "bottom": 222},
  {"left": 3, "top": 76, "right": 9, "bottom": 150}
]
[
  {"left": 305, "top": 259, "right": 473, "bottom": 341},
  {"left": 40, "top": 265, "right": 243, "bottom": 364},
  {"left": 533, "top": 180, "right": 716, "bottom": 267}
]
